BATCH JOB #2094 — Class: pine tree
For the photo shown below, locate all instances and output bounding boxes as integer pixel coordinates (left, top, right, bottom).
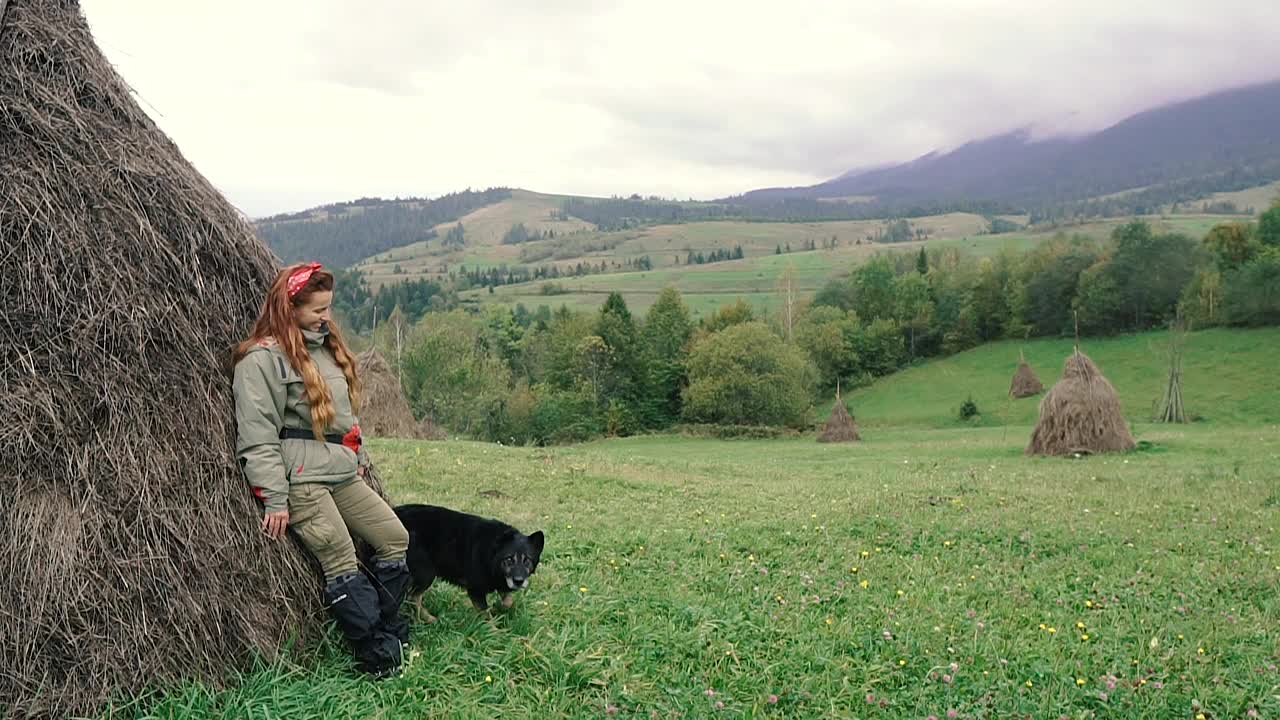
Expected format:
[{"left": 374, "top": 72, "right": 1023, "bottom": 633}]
[{"left": 642, "top": 287, "right": 694, "bottom": 425}]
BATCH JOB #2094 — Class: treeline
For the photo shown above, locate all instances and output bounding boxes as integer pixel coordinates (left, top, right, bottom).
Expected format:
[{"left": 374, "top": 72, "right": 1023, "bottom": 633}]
[
  {"left": 330, "top": 268, "right": 450, "bottom": 335},
  {"left": 363, "top": 208, "right": 1280, "bottom": 445},
  {"left": 803, "top": 209, "right": 1280, "bottom": 388},
  {"left": 687, "top": 246, "right": 743, "bottom": 264},
  {"left": 565, "top": 175, "right": 1280, "bottom": 234},
  {"left": 375, "top": 290, "right": 815, "bottom": 445},
  {"left": 562, "top": 194, "right": 1018, "bottom": 229},
  {"left": 454, "top": 256, "right": 656, "bottom": 291},
  {"left": 501, "top": 222, "right": 561, "bottom": 245},
  {"left": 1029, "top": 161, "right": 1280, "bottom": 223},
  {"left": 255, "top": 188, "right": 511, "bottom": 267}
]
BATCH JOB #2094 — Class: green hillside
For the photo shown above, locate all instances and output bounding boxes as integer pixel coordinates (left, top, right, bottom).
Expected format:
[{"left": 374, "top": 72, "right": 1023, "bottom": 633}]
[
  {"left": 840, "top": 327, "right": 1280, "bottom": 429},
  {"left": 460, "top": 214, "right": 1236, "bottom": 319}
]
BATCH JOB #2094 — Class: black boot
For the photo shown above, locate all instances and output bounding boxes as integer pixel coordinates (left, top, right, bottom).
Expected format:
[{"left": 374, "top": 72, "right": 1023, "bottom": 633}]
[
  {"left": 323, "top": 573, "right": 403, "bottom": 678},
  {"left": 368, "top": 558, "right": 411, "bottom": 645}
]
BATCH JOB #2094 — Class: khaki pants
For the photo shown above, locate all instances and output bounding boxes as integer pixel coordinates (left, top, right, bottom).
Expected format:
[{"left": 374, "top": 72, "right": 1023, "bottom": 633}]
[{"left": 288, "top": 479, "right": 408, "bottom": 581}]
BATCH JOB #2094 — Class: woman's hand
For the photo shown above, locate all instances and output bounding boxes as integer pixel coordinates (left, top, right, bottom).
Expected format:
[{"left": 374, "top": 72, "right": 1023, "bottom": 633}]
[
  {"left": 261, "top": 510, "right": 290, "bottom": 540},
  {"left": 357, "top": 465, "right": 368, "bottom": 479}
]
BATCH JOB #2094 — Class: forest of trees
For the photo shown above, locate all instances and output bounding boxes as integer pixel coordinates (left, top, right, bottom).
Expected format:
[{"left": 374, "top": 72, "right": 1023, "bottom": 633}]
[
  {"left": 255, "top": 188, "right": 511, "bottom": 267},
  {"left": 1029, "top": 161, "right": 1280, "bottom": 223},
  {"left": 330, "top": 268, "right": 447, "bottom": 335},
  {"left": 361, "top": 210, "right": 1279, "bottom": 445}
]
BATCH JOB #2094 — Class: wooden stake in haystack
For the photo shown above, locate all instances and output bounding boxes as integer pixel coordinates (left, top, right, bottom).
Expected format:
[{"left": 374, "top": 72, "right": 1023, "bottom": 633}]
[
  {"left": 1008, "top": 349, "right": 1045, "bottom": 398},
  {"left": 818, "top": 381, "right": 861, "bottom": 443},
  {"left": 1155, "top": 315, "right": 1189, "bottom": 423}
]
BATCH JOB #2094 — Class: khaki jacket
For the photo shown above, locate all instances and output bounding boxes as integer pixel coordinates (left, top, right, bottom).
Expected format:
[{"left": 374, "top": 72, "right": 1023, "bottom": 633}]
[{"left": 232, "top": 328, "right": 368, "bottom": 512}]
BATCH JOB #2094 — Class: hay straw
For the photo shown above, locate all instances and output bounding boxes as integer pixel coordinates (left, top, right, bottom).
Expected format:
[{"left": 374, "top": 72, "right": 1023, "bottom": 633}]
[
  {"left": 1008, "top": 355, "right": 1045, "bottom": 398},
  {"left": 1, "top": 2, "right": 384, "bottom": 716},
  {"left": 357, "top": 349, "right": 446, "bottom": 440},
  {"left": 1025, "top": 350, "right": 1136, "bottom": 456},
  {"left": 818, "top": 387, "right": 860, "bottom": 443}
]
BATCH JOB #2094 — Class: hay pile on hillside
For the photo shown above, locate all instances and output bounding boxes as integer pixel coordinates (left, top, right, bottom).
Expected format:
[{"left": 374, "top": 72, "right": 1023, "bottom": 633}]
[
  {"left": 1008, "top": 353, "right": 1044, "bottom": 398},
  {"left": 357, "top": 349, "right": 446, "bottom": 440},
  {"left": 0, "top": 2, "right": 377, "bottom": 716},
  {"left": 1026, "top": 350, "right": 1135, "bottom": 456},
  {"left": 818, "top": 388, "right": 860, "bottom": 443}
]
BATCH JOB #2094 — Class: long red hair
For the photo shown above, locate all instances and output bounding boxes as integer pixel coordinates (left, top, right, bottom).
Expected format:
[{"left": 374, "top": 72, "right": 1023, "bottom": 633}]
[{"left": 234, "top": 263, "right": 361, "bottom": 440}]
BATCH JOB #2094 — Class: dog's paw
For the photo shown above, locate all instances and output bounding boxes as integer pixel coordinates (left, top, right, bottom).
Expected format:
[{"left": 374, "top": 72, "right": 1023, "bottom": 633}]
[{"left": 500, "top": 593, "right": 515, "bottom": 610}]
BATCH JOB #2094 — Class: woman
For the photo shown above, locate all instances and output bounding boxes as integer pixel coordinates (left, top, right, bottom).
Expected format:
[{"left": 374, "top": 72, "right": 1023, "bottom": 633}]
[{"left": 231, "top": 261, "right": 410, "bottom": 678}]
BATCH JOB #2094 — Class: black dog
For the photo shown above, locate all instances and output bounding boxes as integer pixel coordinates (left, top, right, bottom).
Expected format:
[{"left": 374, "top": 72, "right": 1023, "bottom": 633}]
[{"left": 393, "top": 503, "right": 545, "bottom": 622}]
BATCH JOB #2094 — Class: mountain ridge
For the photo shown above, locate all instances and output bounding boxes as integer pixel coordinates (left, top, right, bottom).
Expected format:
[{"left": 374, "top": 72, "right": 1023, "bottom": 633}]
[{"left": 730, "top": 78, "right": 1280, "bottom": 211}]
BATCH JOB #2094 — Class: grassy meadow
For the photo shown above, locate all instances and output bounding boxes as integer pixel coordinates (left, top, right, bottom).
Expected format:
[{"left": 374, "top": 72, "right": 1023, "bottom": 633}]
[
  {"left": 841, "top": 327, "right": 1280, "bottom": 429},
  {"left": 110, "top": 326, "right": 1280, "bottom": 720}
]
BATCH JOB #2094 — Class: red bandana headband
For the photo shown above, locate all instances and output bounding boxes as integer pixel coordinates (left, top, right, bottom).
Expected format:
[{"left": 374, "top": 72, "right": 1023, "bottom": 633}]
[{"left": 286, "top": 262, "right": 323, "bottom": 299}]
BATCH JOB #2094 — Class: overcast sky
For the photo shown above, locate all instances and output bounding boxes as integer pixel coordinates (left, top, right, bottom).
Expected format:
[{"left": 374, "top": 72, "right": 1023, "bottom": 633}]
[{"left": 81, "top": 1, "right": 1280, "bottom": 218}]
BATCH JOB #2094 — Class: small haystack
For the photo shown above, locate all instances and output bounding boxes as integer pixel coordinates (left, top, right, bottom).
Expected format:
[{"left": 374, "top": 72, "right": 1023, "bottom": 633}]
[
  {"left": 1008, "top": 351, "right": 1044, "bottom": 398},
  {"left": 1026, "top": 349, "right": 1136, "bottom": 456},
  {"left": 1, "top": 2, "right": 381, "bottom": 716},
  {"left": 357, "top": 349, "right": 446, "bottom": 440},
  {"left": 818, "top": 385, "right": 861, "bottom": 443}
]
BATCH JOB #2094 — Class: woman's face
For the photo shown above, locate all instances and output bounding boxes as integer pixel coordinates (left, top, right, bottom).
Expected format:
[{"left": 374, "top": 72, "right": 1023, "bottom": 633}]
[{"left": 293, "top": 290, "right": 333, "bottom": 332}]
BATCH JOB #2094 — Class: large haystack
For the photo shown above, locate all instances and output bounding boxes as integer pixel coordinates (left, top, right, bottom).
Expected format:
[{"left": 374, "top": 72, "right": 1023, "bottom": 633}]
[
  {"left": 357, "top": 349, "right": 446, "bottom": 440},
  {"left": 1008, "top": 352, "right": 1044, "bottom": 398},
  {"left": 818, "top": 387, "right": 861, "bottom": 443},
  {"left": 0, "top": 2, "right": 378, "bottom": 716},
  {"left": 1026, "top": 350, "right": 1136, "bottom": 456}
]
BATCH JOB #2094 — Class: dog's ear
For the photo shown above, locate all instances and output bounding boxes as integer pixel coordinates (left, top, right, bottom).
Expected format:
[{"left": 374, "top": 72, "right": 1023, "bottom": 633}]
[{"left": 527, "top": 530, "right": 544, "bottom": 556}]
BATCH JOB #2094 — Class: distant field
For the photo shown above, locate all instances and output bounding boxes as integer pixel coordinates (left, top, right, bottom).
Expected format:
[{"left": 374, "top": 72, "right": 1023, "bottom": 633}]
[
  {"left": 350, "top": 193, "right": 1245, "bottom": 320},
  {"left": 838, "top": 326, "right": 1280, "bottom": 429},
  {"left": 459, "top": 214, "right": 1242, "bottom": 319},
  {"left": 465, "top": 240, "right": 918, "bottom": 318}
]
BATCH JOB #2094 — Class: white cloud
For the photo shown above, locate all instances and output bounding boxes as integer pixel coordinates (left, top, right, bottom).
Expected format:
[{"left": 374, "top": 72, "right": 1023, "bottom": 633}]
[{"left": 81, "top": 0, "right": 1280, "bottom": 216}]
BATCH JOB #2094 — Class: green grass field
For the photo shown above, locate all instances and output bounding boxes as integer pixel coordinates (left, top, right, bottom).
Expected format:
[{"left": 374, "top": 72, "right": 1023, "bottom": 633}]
[
  {"left": 841, "top": 327, "right": 1280, "bottom": 429},
  {"left": 113, "top": 428, "right": 1280, "bottom": 719},
  {"left": 109, "top": 328, "right": 1280, "bottom": 720}
]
